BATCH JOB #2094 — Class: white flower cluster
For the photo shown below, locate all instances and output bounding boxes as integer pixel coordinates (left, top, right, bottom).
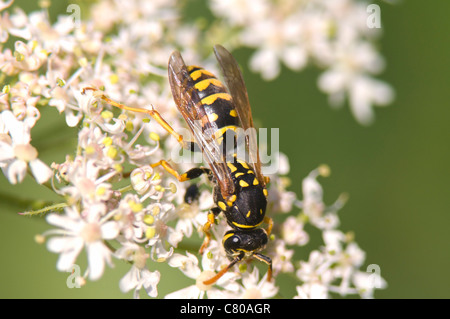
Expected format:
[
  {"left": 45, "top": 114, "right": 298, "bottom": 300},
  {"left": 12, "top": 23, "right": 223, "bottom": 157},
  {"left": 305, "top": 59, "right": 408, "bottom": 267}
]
[
  {"left": 1, "top": 0, "right": 387, "bottom": 298},
  {"left": 293, "top": 166, "right": 387, "bottom": 298},
  {"left": 209, "top": 0, "right": 395, "bottom": 125}
]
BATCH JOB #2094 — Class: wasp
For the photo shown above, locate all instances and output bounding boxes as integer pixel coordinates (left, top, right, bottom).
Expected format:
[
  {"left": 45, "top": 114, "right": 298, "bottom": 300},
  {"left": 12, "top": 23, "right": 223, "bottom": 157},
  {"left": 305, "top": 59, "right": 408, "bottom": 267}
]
[{"left": 83, "top": 45, "right": 273, "bottom": 285}]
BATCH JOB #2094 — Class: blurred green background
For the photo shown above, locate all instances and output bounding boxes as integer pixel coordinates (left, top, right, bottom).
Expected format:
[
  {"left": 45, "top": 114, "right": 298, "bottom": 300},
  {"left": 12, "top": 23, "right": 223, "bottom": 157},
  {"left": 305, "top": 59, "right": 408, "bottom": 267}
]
[{"left": 1, "top": 0, "right": 449, "bottom": 298}]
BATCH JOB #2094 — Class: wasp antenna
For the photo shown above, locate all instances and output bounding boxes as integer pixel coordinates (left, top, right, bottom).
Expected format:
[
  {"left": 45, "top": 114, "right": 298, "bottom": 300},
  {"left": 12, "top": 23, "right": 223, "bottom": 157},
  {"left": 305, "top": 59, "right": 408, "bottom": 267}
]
[
  {"left": 203, "top": 254, "right": 242, "bottom": 286},
  {"left": 203, "top": 266, "right": 228, "bottom": 286}
]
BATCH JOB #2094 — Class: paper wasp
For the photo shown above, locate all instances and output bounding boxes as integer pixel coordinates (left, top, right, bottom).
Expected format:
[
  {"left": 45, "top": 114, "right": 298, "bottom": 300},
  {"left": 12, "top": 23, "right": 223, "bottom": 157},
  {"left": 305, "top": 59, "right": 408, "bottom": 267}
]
[{"left": 83, "top": 45, "right": 273, "bottom": 285}]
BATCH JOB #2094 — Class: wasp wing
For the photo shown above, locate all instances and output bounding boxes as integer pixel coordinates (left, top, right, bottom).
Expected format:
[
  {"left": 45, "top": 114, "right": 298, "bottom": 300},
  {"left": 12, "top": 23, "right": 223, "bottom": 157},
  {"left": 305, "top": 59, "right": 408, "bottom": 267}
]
[
  {"left": 213, "top": 44, "right": 265, "bottom": 187},
  {"left": 168, "top": 51, "right": 235, "bottom": 198}
]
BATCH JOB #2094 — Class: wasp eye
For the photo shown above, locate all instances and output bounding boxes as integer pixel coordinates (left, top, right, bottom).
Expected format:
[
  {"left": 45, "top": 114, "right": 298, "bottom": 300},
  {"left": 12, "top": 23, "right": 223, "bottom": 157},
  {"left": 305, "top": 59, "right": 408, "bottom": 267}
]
[{"left": 224, "top": 233, "right": 241, "bottom": 251}]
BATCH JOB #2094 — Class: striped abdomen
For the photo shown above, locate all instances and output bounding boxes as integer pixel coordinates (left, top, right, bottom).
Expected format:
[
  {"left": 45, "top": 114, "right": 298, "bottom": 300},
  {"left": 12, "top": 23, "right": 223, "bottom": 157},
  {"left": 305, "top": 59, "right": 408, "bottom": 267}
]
[{"left": 187, "top": 65, "right": 240, "bottom": 146}]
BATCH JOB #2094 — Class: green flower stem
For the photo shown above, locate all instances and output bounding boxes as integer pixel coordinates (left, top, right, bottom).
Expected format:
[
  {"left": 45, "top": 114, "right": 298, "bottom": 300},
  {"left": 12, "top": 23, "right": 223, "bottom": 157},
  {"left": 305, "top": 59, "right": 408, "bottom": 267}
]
[{"left": 20, "top": 202, "right": 68, "bottom": 216}]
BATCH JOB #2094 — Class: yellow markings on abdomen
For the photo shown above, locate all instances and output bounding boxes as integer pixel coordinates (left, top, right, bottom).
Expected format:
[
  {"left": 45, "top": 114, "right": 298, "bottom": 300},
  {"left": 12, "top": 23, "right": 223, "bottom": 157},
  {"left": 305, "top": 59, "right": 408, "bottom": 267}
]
[
  {"left": 214, "top": 125, "right": 239, "bottom": 140},
  {"left": 236, "top": 159, "right": 249, "bottom": 169},
  {"left": 201, "top": 93, "right": 232, "bottom": 105},
  {"left": 190, "top": 69, "right": 215, "bottom": 81},
  {"left": 194, "top": 78, "right": 224, "bottom": 91},
  {"left": 187, "top": 65, "right": 202, "bottom": 72},
  {"left": 227, "top": 163, "right": 237, "bottom": 173}
]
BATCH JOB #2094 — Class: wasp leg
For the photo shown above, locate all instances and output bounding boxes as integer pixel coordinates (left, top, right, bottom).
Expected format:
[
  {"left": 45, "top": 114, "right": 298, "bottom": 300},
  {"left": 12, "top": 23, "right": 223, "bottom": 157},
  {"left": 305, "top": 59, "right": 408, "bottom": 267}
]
[
  {"left": 150, "top": 160, "right": 212, "bottom": 182},
  {"left": 203, "top": 251, "right": 245, "bottom": 285},
  {"left": 253, "top": 252, "right": 273, "bottom": 282},
  {"left": 264, "top": 216, "right": 273, "bottom": 236},
  {"left": 82, "top": 87, "right": 187, "bottom": 149},
  {"left": 181, "top": 167, "right": 212, "bottom": 181},
  {"left": 199, "top": 207, "right": 221, "bottom": 255},
  {"left": 150, "top": 160, "right": 187, "bottom": 182}
]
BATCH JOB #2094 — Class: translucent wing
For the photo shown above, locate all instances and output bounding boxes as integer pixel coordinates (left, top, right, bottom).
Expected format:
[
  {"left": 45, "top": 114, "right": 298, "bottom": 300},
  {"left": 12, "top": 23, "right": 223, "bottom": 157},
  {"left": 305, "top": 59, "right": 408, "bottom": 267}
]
[
  {"left": 213, "top": 44, "right": 266, "bottom": 187},
  {"left": 168, "top": 51, "right": 235, "bottom": 198}
]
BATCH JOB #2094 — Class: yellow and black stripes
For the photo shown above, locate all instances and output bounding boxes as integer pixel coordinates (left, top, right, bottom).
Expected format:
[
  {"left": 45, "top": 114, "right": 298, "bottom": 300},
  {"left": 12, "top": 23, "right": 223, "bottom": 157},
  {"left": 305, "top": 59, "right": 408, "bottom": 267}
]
[{"left": 186, "top": 65, "right": 240, "bottom": 138}]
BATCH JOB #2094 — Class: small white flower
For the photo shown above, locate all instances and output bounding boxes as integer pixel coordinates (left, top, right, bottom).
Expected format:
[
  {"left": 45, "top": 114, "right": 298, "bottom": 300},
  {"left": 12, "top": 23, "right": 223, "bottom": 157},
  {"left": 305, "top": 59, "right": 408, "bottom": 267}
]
[
  {"left": 60, "top": 154, "right": 117, "bottom": 206},
  {"left": 130, "top": 165, "right": 158, "bottom": 195},
  {"left": 266, "top": 176, "right": 297, "bottom": 214},
  {"left": 114, "top": 193, "right": 146, "bottom": 241},
  {"left": 348, "top": 75, "right": 395, "bottom": 125},
  {"left": 209, "top": 0, "right": 269, "bottom": 26},
  {"left": 116, "top": 243, "right": 161, "bottom": 298},
  {"left": 269, "top": 239, "right": 295, "bottom": 275},
  {"left": 318, "top": 43, "right": 394, "bottom": 125},
  {"left": 0, "top": 0, "right": 13, "bottom": 12},
  {"left": 145, "top": 203, "right": 183, "bottom": 261},
  {"left": 299, "top": 165, "right": 343, "bottom": 229},
  {"left": 244, "top": 19, "right": 307, "bottom": 80},
  {"left": 45, "top": 206, "right": 119, "bottom": 281},
  {"left": 6, "top": 80, "right": 41, "bottom": 127},
  {"left": 0, "top": 110, "right": 52, "bottom": 184},
  {"left": 294, "top": 282, "right": 329, "bottom": 299},
  {"left": 323, "top": 230, "right": 368, "bottom": 296},
  {"left": 281, "top": 216, "right": 309, "bottom": 246},
  {"left": 233, "top": 267, "right": 278, "bottom": 299},
  {"left": 165, "top": 251, "right": 239, "bottom": 299},
  {"left": 301, "top": 168, "right": 325, "bottom": 217},
  {"left": 352, "top": 270, "right": 387, "bottom": 299},
  {"left": 323, "top": 230, "right": 345, "bottom": 253},
  {"left": 296, "top": 250, "right": 334, "bottom": 288}
]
